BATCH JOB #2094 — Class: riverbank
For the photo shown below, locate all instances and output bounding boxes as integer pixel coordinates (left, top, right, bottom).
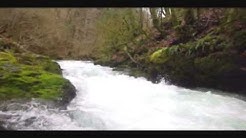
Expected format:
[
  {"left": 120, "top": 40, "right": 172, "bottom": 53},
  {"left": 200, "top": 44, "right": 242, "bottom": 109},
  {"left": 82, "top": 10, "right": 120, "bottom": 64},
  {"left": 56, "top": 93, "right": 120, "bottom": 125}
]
[{"left": 93, "top": 9, "right": 246, "bottom": 95}]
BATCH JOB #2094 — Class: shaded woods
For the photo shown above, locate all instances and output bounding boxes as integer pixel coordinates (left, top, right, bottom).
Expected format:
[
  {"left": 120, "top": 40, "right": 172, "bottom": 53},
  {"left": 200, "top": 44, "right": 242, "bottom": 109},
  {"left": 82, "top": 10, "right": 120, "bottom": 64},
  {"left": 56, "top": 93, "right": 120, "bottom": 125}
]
[{"left": 0, "top": 8, "right": 101, "bottom": 59}]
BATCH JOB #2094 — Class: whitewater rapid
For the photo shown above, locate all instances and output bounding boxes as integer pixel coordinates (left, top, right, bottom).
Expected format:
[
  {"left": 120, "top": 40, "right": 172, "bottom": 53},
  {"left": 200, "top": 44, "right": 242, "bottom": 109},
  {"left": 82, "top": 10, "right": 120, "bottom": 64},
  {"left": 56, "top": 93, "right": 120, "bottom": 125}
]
[{"left": 1, "top": 60, "right": 246, "bottom": 130}]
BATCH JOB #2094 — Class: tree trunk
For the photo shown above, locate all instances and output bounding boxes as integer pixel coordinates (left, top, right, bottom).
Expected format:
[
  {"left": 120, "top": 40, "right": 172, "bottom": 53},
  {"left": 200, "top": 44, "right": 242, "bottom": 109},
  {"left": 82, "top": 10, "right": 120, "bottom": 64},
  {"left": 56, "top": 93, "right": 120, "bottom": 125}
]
[{"left": 149, "top": 8, "right": 161, "bottom": 32}]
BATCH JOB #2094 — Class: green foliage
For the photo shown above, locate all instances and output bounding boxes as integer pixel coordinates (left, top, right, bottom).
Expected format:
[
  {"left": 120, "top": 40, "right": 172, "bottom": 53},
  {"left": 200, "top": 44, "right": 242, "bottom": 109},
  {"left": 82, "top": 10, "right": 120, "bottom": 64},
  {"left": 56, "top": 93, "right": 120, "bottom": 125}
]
[
  {"left": 150, "top": 34, "right": 227, "bottom": 65},
  {"left": 194, "top": 53, "right": 237, "bottom": 76},
  {"left": 230, "top": 30, "right": 246, "bottom": 52},
  {"left": 174, "top": 25, "right": 195, "bottom": 42},
  {"left": 0, "top": 51, "right": 17, "bottom": 63},
  {"left": 93, "top": 8, "right": 246, "bottom": 93},
  {"left": 150, "top": 47, "right": 170, "bottom": 64},
  {"left": 191, "top": 35, "right": 226, "bottom": 55},
  {"left": 170, "top": 9, "right": 179, "bottom": 26},
  {"left": 183, "top": 9, "right": 196, "bottom": 25},
  {"left": 149, "top": 8, "right": 161, "bottom": 31},
  {"left": 226, "top": 8, "right": 246, "bottom": 23},
  {"left": 95, "top": 8, "right": 143, "bottom": 60}
]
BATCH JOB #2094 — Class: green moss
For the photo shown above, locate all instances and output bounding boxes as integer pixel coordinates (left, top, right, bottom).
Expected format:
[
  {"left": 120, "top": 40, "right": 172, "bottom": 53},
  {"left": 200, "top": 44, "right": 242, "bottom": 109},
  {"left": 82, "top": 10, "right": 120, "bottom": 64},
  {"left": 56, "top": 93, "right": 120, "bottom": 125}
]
[
  {"left": 0, "top": 63, "right": 67, "bottom": 100},
  {"left": 0, "top": 39, "right": 69, "bottom": 101},
  {"left": 150, "top": 47, "right": 170, "bottom": 64},
  {"left": 149, "top": 33, "right": 227, "bottom": 66},
  {"left": 15, "top": 53, "right": 61, "bottom": 74},
  {"left": 0, "top": 52, "right": 17, "bottom": 63}
]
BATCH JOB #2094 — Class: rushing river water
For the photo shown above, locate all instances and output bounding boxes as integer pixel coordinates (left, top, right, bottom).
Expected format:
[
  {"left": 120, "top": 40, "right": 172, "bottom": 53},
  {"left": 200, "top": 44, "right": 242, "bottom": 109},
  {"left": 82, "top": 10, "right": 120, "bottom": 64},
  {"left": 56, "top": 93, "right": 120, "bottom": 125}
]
[{"left": 0, "top": 60, "right": 246, "bottom": 130}]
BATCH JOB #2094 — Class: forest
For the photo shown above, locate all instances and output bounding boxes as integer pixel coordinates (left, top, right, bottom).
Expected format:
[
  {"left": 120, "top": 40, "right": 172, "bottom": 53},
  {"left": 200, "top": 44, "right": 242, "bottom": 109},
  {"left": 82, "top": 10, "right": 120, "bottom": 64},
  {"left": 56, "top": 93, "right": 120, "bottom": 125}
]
[{"left": 0, "top": 8, "right": 245, "bottom": 130}]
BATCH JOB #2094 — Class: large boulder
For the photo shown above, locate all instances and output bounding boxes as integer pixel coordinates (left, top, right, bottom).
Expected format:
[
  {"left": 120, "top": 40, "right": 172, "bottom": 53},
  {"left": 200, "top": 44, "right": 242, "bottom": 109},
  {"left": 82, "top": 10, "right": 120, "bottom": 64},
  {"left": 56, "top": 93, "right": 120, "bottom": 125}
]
[{"left": 0, "top": 37, "right": 76, "bottom": 108}]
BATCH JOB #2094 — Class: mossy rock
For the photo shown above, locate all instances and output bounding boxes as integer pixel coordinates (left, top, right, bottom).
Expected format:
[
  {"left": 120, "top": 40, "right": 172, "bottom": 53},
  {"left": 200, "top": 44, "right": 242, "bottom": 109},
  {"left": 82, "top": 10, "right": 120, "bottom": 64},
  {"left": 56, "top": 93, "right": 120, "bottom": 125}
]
[
  {"left": 14, "top": 53, "right": 62, "bottom": 74},
  {"left": 0, "top": 52, "right": 68, "bottom": 100},
  {"left": 150, "top": 47, "right": 170, "bottom": 64},
  {"left": 0, "top": 52, "right": 17, "bottom": 63},
  {"left": 0, "top": 39, "right": 76, "bottom": 106}
]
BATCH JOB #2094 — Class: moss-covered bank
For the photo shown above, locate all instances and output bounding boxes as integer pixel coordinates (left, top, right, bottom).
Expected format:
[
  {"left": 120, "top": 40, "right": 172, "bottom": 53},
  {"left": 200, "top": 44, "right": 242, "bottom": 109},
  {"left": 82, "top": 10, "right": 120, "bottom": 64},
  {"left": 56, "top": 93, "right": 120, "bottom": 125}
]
[
  {"left": 94, "top": 8, "right": 246, "bottom": 95},
  {"left": 0, "top": 37, "right": 76, "bottom": 106},
  {"left": 148, "top": 31, "right": 246, "bottom": 94}
]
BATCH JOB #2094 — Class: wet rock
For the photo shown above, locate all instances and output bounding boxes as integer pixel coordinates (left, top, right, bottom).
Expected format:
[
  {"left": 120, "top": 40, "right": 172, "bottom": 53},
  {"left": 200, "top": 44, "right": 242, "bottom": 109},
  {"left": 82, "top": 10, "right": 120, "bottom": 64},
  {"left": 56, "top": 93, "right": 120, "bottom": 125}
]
[
  {"left": 0, "top": 117, "right": 13, "bottom": 130},
  {"left": 0, "top": 99, "right": 32, "bottom": 111},
  {"left": 24, "top": 117, "right": 37, "bottom": 126},
  {"left": 0, "top": 123, "right": 7, "bottom": 130},
  {"left": 0, "top": 114, "right": 12, "bottom": 120},
  {"left": 57, "top": 81, "right": 77, "bottom": 109}
]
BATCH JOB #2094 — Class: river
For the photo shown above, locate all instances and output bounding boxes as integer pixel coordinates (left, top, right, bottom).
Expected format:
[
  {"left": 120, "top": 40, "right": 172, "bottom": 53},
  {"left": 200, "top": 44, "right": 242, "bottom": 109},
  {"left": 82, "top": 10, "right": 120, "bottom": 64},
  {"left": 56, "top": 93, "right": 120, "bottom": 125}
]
[{"left": 0, "top": 60, "right": 246, "bottom": 130}]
